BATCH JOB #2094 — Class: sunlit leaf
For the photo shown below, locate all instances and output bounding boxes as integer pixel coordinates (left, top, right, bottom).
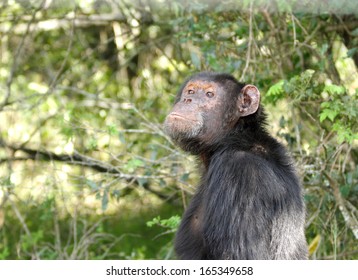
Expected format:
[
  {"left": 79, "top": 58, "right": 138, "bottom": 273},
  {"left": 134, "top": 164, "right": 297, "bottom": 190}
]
[{"left": 308, "top": 235, "right": 321, "bottom": 256}]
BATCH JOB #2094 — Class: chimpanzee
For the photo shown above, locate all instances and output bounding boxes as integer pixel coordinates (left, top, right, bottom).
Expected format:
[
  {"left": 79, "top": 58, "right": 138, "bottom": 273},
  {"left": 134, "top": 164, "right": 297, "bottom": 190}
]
[{"left": 164, "top": 72, "right": 308, "bottom": 260}]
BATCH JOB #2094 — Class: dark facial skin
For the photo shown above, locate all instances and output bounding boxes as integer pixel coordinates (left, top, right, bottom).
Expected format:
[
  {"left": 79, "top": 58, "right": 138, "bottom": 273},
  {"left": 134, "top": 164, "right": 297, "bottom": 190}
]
[
  {"left": 164, "top": 73, "right": 260, "bottom": 154},
  {"left": 164, "top": 80, "right": 225, "bottom": 148}
]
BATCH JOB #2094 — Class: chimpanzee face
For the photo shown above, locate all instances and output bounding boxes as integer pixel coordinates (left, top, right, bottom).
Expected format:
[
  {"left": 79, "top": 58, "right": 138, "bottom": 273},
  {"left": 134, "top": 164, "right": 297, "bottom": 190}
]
[{"left": 164, "top": 73, "right": 260, "bottom": 153}]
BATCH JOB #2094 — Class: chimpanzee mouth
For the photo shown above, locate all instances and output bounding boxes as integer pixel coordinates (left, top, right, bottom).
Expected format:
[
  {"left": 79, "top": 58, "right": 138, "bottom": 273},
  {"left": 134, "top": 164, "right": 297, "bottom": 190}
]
[{"left": 168, "top": 113, "right": 197, "bottom": 122}]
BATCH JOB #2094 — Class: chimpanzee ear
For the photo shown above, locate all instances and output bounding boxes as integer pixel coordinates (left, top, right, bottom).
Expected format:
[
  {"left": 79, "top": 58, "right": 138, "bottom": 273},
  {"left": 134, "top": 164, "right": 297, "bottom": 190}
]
[{"left": 237, "top": 85, "right": 260, "bottom": 117}]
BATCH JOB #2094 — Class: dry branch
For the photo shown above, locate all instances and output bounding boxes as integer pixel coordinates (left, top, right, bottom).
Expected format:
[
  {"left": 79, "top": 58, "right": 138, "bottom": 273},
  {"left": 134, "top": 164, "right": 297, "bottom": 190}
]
[
  {"left": 323, "top": 171, "right": 358, "bottom": 239},
  {"left": 0, "top": 13, "right": 127, "bottom": 34},
  {"left": 0, "top": 144, "right": 172, "bottom": 201}
]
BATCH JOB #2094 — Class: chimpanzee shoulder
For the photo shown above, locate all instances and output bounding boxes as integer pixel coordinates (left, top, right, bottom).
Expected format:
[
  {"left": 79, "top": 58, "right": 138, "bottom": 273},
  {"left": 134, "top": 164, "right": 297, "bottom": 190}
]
[{"left": 165, "top": 72, "right": 308, "bottom": 260}]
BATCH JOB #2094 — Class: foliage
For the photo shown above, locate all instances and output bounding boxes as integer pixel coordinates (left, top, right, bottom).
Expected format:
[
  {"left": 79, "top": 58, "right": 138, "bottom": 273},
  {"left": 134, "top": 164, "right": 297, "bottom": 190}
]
[
  {"left": 147, "top": 215, "right": 181, "bottom": 230},
  {"left": 0, "top": 0, "right": 357, "bottom": 260},
  {"left": 266, "top": 70, "right": 358, "bottom": 143}
]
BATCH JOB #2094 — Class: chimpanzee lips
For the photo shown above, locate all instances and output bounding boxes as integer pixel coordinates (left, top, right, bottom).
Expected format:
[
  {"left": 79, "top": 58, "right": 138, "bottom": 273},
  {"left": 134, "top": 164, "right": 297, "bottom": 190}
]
[{"left": 168, "top": 113, "right": 197, "bottom": 122}]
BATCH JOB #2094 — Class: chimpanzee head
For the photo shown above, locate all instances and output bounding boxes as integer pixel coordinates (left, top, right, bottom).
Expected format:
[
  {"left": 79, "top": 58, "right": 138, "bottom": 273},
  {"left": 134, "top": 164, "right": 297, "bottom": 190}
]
[{"left": 164, "top": 72, "right": 261, "bottom": 154}]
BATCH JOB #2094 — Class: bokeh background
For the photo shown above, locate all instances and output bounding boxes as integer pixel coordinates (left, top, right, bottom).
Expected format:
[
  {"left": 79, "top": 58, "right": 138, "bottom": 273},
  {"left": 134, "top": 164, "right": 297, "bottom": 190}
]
[{"left": 0, "top": 0, "right": 357, "bottom": 259}]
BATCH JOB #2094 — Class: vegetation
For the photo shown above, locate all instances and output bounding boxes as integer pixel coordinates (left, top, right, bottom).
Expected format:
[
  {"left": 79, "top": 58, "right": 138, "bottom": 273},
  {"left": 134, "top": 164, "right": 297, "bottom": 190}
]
[{"left": 0, "top": 0, "right": 357, "bottom": 260}]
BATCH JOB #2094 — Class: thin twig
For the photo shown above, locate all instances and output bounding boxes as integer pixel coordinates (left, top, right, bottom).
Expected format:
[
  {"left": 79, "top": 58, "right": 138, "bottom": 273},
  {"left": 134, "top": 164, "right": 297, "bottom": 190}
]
[
  {"left": 0, "top": 2, "right": 44, "bottom": 110},
  {"left": 240, "top": 2, "right": 253, "bottom": 81},
  {"left": 323, "top": 171, "right": 358, "bottom": 239},
  {"left": 291, "top": 13, "right": 297, "bottom": 47},
  {"left": 9, "top": 198, "right": 40, "bottom": 259}
]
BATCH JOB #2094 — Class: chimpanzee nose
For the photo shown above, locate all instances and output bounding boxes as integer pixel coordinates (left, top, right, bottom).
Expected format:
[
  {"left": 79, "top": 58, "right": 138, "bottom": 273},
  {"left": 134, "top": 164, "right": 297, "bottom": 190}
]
[{"left": 183, "top": 98, "right": 192, "bottom": 104}]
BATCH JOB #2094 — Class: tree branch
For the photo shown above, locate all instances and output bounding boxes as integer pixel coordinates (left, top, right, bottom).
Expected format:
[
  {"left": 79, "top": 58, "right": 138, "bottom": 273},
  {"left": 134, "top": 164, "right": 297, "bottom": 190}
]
[
  {"left": 0, "top": 144, "right": 174, "bottom": 202},
  {"left": 323, "top": 171, "right": 358, "bottom": 239},
  {"left": 0, "top": 13, "right": 127, "bottom": 34},
  {"left": 6, "top": 145, "right": 120, "bottom": 174}
]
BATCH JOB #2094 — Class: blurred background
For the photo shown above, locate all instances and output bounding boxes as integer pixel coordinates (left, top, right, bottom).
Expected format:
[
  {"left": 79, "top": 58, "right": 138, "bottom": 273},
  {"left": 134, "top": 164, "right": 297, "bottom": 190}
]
[{"left": 0, "top": 0, "right": 357, "bottom": 260}]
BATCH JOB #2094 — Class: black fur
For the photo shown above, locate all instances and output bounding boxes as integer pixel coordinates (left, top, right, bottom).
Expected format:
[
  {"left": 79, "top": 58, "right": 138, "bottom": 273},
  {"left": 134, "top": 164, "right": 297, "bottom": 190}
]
[{"left": 169, "top": 72, "right": 308, "bottom": 260}]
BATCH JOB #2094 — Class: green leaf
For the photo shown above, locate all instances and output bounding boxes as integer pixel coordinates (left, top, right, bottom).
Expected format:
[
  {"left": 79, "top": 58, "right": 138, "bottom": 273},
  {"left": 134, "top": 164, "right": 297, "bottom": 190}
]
[
  {"left": 267, "top": 80, "right": 284, "bottom": 95},
  {"left": 146, "top": 215, "right": 181, "bottom": 230},
  {"left": 124, "top": 158, "right": 144, "bottom": 172},
  {"left": 107, "top": 124, "right": 118, "bottom": 136},
  {"left": 279, "top": 116, "right": 286, "bottom": 128},
  {"left": 118, "top": 131, "right": 126, "bottom": 144},
  {"left": 190, "top": 51, "right": 201, "bottom": 69},
  {"left": 319, "top": 110, "right": 328, "bottom": 122},
  {"left": 320, "top": 108, "right": 338, "bottom": 122},
  {"left": 320, "top": 101, "right": 331, "bottom": 109},
  {"left": 340, "top": 185, "right": 351, "bottom": 198},
  {"left": 308, "top": 235, "right": 321, "bottom": 256},
  {"left": 111, "top": 189, "right": 121, "bottom": 202},
  {"left": 159, "top": 179, "right": 167, "bottom": 187},
  {"left": 327, "top": 110, "right": 338, "bottom": 122},
  {"left": 146, "top": 216, "right": 161, "bottom": 227},
  {"left": 0, "top": 248, "right": 10, "bottom": 260},
  {"left": 320, "top": 43, "right": 328, "bottom": 55},
  {"left": 347, "top": 47, "right": 358, "bottom": 58},
  {"left": 180, "top": 173, "right": 190, "bottom": 182},
  {"left": 88, "top": 138, "right": 98, "bottom": 150},
  {"left": 101, "top": 188, "right": 109, "bottom": 211},
  {"left": 86, "top": 179, "right": 99, "bottom": 191},
  {"left": 351, "top": 28, "right": 358, "bottom": 36},
  {"left": 324, "top": 84, "right": 345, "bottom": 95},
  {"left": 137, "top": 177, "right": 148, "bottom": 187},
  {"left": 265, "top": 80, "right": 284, "bottom": 104},
  {"left": 160, "top": 215, "right": 181, "bottom": 229}
]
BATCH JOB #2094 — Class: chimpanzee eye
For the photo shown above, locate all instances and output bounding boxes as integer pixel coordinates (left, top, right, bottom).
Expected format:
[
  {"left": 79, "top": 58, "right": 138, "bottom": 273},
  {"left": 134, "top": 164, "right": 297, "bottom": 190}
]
[
  {"left": 188, "top": 89, "right": 195, "bottom": 94},
  {"left": 206, "top": 91, "right": 215, "bottom": 98}
]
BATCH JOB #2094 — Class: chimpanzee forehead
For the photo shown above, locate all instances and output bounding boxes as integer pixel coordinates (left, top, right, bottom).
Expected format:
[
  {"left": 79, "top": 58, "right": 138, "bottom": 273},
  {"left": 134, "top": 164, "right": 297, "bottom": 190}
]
[
  {"left": 175, "top": 72, "right": 244, "bottom": 101},
  {"left": 185, "top": 80, "right": 217, "bottom": 90},
  {"left": 189, "top": 72, "right": 236, "bottom": 81},
  {"left": 185, "top": 72, "right": 244, "bottom": 90}
]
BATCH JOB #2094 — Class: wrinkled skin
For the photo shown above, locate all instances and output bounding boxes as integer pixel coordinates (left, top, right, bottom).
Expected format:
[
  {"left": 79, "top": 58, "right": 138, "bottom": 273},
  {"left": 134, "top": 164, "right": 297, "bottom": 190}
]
[{"left": 164, "top": 73, "right": 259, "bottom": 154}]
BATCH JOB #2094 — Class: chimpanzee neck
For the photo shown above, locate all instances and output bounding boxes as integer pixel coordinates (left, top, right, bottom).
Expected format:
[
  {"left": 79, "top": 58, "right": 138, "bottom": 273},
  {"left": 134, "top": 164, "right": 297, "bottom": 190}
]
[
  {"left": 200, "top": 152, "right": 215, "bottom": 170},
  {"left": 199, "top": 124, "right": 270, "bottom": 170},
  {"left": 198, "top": 107, "right": 269, "bottom": 169}
]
